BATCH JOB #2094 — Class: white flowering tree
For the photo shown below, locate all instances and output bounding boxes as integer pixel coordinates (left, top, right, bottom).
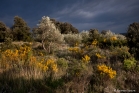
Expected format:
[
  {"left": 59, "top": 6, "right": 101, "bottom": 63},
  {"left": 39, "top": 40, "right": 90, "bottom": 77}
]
[{"left": 35, "top": 16, "right": 64, "bottom": 53}]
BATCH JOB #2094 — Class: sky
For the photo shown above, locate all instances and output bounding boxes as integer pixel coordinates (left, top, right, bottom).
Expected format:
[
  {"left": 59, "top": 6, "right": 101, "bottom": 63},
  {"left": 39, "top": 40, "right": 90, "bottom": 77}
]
[{"left": 0, "top": 0, "right": 139, "bottom": 33}]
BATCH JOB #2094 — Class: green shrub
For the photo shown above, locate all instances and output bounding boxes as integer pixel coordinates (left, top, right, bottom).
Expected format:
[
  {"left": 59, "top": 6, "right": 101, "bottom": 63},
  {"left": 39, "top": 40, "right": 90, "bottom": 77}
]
[
  {"left": 135, "top": 65, "right": 139, "bottom": 72},
  {"left": 99, "top": 30, "right": 127, "bottom": 48},
  {"left": 57, "top": 58, "right": 68, "bottom": 68},
  {"left": 0, "top": 38, "right": 14, "bottom": 51},
  {"left": 89, "top": 29, "right": 100, "bottom": 40},
  {"left": 110, "top": 46, "right": 131, "bottom": 60},
  {"left": 124, "top": 58, "right": 136, "bottom": 70},
  {"left": 80, "top": 30, "right": 90, "bottom": 44},
  {"left": 63, "top": 33, "right": 82, "bottom": 46}
]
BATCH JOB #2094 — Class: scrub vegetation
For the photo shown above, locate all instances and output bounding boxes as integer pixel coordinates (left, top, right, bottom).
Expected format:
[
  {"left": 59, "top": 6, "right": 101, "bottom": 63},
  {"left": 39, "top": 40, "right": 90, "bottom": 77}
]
[{"left": 0, "top": 16, "right": 139, "bottom": 93}]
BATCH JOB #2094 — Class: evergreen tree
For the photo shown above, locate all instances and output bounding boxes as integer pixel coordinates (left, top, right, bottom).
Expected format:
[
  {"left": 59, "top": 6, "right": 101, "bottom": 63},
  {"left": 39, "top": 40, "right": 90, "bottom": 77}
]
[
  {"left": 51, "top": 19, "right": 79, "bottom": 34},
  {"left": 88, "top": 29, "right": 100, "bottom": 41},
  {"left": 126, "top": 22, "right": 139, "bottom": 59},
  {"left": 0, "top": 21, "right": 11, "bottom": 42},
  {"left": 11, "top": 16, "right": 32, "bottom": 41}
]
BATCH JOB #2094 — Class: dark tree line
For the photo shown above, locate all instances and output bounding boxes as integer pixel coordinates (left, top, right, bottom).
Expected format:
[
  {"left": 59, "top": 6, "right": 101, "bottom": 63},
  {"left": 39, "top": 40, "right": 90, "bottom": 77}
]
[
  {"left": 11, "top": 16, "right": 32, "bottom": 41},
  {"left": 0, "top": 16, "right": 79, "bottom": 42},
  {"left": 126, "top": 22, "right": 139, "bottom": 59},
  {"left": 51, "top": 18, "right": 79, "bottom": 34},
  {"left": 0, "top": 22, "right": 11, "bottom": 42},
  {"left": 0, "top": 16, "right": 32, "bottom": 42}
]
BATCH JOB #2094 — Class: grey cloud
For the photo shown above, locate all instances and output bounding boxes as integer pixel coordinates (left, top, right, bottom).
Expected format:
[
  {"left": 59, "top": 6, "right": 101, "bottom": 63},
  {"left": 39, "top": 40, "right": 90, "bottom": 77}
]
[
  {"left": 56, "top": 0, "right": 139, "bottom": 32},
  {"left": 0, "top": 0, "right": 139, "bottom": 33}
]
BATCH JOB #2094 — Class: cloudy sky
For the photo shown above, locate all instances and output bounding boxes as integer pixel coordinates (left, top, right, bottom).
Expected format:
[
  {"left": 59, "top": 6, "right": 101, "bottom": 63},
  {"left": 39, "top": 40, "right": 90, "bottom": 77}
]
[{"left": 0, "top": 0, "right": 139, "bottom": 33}]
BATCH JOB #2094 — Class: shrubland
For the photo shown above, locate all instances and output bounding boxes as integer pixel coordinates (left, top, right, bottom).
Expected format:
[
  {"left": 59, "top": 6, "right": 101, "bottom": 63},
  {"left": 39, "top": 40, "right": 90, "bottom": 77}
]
[{"left": 0, "top": 17, "right": 139, "bottom": 93}]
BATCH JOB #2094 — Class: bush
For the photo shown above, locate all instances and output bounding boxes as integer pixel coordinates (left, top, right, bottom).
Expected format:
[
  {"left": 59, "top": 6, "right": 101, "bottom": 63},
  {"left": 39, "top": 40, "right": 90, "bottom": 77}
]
[
  {"left": 0, "top": 38, "right": 14, "bottom": 51},
  {"left": 97, "top": 64, "right": 116, "bottom": 79},
  {"left": 89, "top": 29, "right": 100, "bottom": 40},
  {"left": 79, "top": 30, "right": 90, "bottom": 43},
  {"left": 99, "top": 30, "right": 127, "bottom": 48},
  {"left": 110, "top": 46, "right": 131, "bottom": 61},
  {"left": 57, "top": 58, "right": 68, "bottom": 69},
  {"left": 124, "top": 58, "right": 137, "bottom": 70},
  {"left": 63, "top": 33, "right": 82, "bottom": 46},
  {"left": 83, "top": 29, "right": 100, "bottom": 46}
]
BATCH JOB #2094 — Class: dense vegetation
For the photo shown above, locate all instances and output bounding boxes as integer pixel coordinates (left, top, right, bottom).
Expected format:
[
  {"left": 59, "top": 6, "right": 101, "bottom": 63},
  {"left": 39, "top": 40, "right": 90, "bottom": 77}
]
[{"left": 0, "top": 16, "right": 139, "bottom": 93}]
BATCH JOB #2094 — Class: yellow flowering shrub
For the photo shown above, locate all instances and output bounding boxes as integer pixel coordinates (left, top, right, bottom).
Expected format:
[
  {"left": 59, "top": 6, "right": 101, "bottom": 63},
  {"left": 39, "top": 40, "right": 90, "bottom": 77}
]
[
  {"left": 0, "top": 45, "right": 32, "bottom": 69},
  {"left": 103, "top": 38, "right": 106, "bottom": 42},
  {"left": 18, "top": 45, "right": 32, "bottom": 60},
  {"left": 95, "top": 53, "right": 106, "bottom": 59},
  {"left": 85, "top": 45, "right": 89, "bottom": 49},
  {"left": 37, "top": 58, "right": 58, "bottom": 72},
  {"left": 68, "top": 47, "right": 80, "bottom": 53},
  {"left": 1, "top": 49, "right": 18, "bottom": 62},
  {"left": 82, "top": 55, "right": 90, "bottom": 63},
  {"left": 97, "top": 64, "right": 116, "bottom": 79},
  {"left": 29, "top": 56, "right": 37, "bottom": 66},
  {"left": 74, "top": 42, "right": 79, "bottom": 47},
  {"left": 92, "top": 39, "right": 98, "bottom": 46},
  {"left": 68, "top": 47, "right": 84, "bottom": 54},
  {"left": 96, "top": 53, "right": 102, "bottom": 58},
  {"left": 110, "top": 36, "right": 117, "bottom": 41},
  {"left": 0, "top": 44, "right": 59, "bottom": 73}
]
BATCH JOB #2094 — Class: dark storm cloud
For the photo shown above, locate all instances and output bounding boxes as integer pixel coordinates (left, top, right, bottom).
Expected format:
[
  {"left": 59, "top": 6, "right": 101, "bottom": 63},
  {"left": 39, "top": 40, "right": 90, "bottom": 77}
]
[
  {"left": 53, "top": 0, "right": 139, "bottom": 32},
  {"left": 0, "top": 0, "right": 139, "bottom": 33}
]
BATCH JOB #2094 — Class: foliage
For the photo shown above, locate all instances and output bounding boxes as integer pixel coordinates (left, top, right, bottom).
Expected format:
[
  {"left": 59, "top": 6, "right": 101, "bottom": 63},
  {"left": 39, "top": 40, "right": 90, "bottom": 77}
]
[
  {"left": 0, "top": 45, "right": 32, "bottom": 69},
  {"left": 37, "top": 58, "right": 58, "bottom": 73},
  {"left": 68, "top": 46, "right": 84, "bottom": 59},
  {"left": 1, "top": 18, "right": 139, "bottom": 93},
  {"left": 95, "top": 53, "right": 106, "bottom": 59},
  {"left": 126, "top": 22, "right": 139, "bottom": 59},
  {"left": 51, "top": 19, "right": 79, "bottom": 34},
  {"left": 57, "top": 58, "right": 68, "bottom": 68},
  {"left": 11, "top": 16, "right": 32, "bottom": 41},
  {"left": 80, "top": 29, "right": 100, "bottom": 45},
  {"left": 79, "top": 30, "right": 90, "bottom": 43},
  {"left": 0, "top": 21, "right": 11, "bottom": 42},
  {"left": 82, "top": 55, "right": 90, "bottom": 63},
  {"left": 68, "top": 47, "right": 80, "bottom": 53},
  {"left": 124, "top": 58, "right": 137, "bottom": 70},
  {"left": 99, "top": 30, "right": 127, "bottom": 48},
  {"left": 92, "top": 39, "right": 98, "bottom": 46},
  {"left": 0, "top": 44, "right": 60, "bottom": 79},
  {"left": 110, "top": 46, "right": 131, "bottom": 60},
  {"left": 1, "top": 38, "right": 12, "bottom": 49},
  {"left": 97, "top": 64, "right": 116, "bottom": 79},
  {"left": 33, "top": 16, "right": 64, "bottom": 53},
  {"left": 89, "top": 29, "right": 100, "bottom": 41},
  {"left": 86, "top": 29, "right": 100, "bottom": 45},
  {"left": 63, "top": 33, "right": 82, "bottom": 46}
]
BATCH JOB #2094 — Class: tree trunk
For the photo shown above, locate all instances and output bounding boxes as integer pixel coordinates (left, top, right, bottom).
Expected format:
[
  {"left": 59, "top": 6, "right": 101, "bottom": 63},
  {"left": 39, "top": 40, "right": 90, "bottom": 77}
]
[
  {"left": 42, "top": 40, "right": 47, "bottom": 51},
  {"left": 48, "top": 42, "right": 52, "bottom": 54}
]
